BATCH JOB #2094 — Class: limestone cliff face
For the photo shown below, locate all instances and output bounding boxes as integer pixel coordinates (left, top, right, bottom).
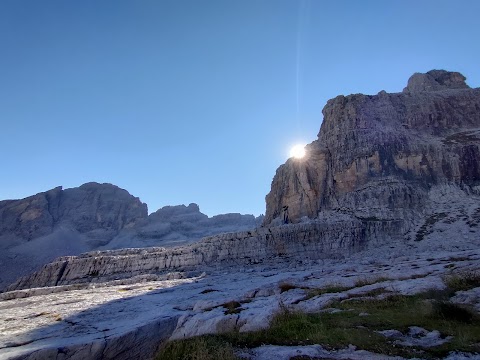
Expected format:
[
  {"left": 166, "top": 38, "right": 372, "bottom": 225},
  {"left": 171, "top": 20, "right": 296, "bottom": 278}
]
[
  {"left": 265, "top": 70, "right": 480, "bottom": 224},
  {"left": 7, "top": 219, "right": 402, "bottom": 290},
  {"left": 0, "top": 186, "right": 260, "bottom": 291},
  {"left": 0, "top": 183, "right": 148, "bottom": 242}
]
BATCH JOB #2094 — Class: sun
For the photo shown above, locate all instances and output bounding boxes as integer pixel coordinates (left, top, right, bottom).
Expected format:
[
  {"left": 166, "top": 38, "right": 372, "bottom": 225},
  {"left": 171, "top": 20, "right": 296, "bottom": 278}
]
[{"left": 289, "top": 144, "right": 306, "bottom": 159}]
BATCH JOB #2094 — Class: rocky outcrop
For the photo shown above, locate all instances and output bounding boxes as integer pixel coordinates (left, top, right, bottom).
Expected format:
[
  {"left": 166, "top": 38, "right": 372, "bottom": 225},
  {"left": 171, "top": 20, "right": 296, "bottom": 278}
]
[
  {"left": 0, "top": 183, "right": 148, "bottom": 243},
  {"left": 0, "top": 185, "right": 261, "bottom": 291},
  {"left": 265, "top": 70, "right": 480, "bottom": 226},
  {"left": 105, "top": 203, "right": 263, "bottom": 249},
  {"left": 7, "top": 218, "right": 403, "bottom": 290},
  {"left": 1, "top": 231, "right": 479, "bottom": 360}
]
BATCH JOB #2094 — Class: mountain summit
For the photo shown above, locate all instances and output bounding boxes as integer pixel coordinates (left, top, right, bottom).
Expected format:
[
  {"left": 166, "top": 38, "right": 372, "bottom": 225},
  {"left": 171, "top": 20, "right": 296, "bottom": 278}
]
[{"left": 265, "top": 70, "right": 480, "bottom": 233}]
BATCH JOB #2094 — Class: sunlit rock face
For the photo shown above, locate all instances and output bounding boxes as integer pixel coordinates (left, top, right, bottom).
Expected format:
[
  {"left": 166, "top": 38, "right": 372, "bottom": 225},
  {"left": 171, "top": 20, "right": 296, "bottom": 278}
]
[{"left": 265, "top": 70, "right": 480, "bottom": 225}]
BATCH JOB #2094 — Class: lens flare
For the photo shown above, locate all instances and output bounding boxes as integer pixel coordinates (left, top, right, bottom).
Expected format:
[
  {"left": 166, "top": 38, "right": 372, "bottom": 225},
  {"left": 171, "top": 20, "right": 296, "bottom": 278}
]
[{"left": 289, "top": 144, "right": 306, "bottom": 159}]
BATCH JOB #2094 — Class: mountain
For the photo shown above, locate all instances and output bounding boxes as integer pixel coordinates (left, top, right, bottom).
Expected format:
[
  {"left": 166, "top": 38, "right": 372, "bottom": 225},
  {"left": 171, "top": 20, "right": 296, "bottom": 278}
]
[
  {"left": 265, "top": 70, "right": 480, "bottom": 236},
  {"left": 0, "top": 183, "right": 261, "bottom": 290},
  {"left": 103, "top": 203, "right": 263, "bottom": 250},
  {"left": 7, "top": 69, "right": 480, "bottom": 292},
  {"left": 1, "top": 70, "right": 480, "bottom": 360}
]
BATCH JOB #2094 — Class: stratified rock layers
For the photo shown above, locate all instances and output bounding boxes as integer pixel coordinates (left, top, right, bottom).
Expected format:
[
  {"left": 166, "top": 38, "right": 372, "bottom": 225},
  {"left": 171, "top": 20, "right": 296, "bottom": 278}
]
[
  {"left": 265, "top": 70, "right": 480, "bottom": 224},
  {"left": 7, "top": 219, "right": 402, "bottom": 291}
]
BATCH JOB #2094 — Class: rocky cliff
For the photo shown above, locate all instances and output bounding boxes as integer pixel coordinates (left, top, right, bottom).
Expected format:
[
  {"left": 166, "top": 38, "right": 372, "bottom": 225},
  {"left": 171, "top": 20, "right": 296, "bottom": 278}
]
[
  {"left": 0, "top": 183, "right": 148, "bottom": 244},
  {"left": 104, "top": 203, "right": 263, "bottom": 249},
  {"left": 265, "top": 70, "right": 480, "bottom": 227},
  {"left": 7, "top": 218, "right": 403, "bottom": 291},
  {"left": 0, "top": 184, "right": 261, "bottom": 291}
]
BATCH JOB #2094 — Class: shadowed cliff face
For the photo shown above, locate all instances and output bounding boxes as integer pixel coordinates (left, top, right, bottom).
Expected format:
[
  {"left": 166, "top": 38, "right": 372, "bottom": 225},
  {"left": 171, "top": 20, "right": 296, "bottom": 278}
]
[
  {"left": 0, "top": 183, "right": 148, "bottom": 242},
  {"left": 265, "top": 70, "right": 480, "bottom": 224}
]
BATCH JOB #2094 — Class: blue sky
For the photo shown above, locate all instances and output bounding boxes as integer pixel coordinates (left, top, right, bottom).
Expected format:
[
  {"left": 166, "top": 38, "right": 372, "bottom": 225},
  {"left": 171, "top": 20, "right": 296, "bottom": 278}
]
[{"left": 1, "top": 0, "right": 479, "bottom": 216}]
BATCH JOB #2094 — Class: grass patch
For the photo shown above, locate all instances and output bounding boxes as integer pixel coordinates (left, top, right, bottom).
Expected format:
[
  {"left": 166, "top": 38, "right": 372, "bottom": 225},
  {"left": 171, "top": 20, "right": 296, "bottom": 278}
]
[
  {"left": 200, "top": 289, "right": 219, "bottom": 294},
  {"left": 156, "top": 290, "right": 480, "bottom": 360},
  {"left": 444, "top": 271, "right": 480, "bottom": 292},
  {"left": 304, "top": 284, "right": 352, "bottom": 299},
  {"left": 354, "top": 276, "right": 391, "bottom": 287},
  {"left": 156, "top": 336, "right": 237, "bottom": 360},
  {"left": 433, "top": 301, "right": 476, "bottom": 324},
  {"left": 223, "top": 301, "right": 243, "bottom": 315},
  {"left": 279, "top": 282, "right": 299, "bottom": 293},
  {"left": 355, "top": 287, "right": 392, "bottom": 298}
]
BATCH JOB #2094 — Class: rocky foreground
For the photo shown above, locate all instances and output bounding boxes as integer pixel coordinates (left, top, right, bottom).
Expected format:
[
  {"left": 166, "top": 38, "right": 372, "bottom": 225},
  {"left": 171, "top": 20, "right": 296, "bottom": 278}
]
[{"left": 0, "top": 228, "right": 478, "bottom": 360}]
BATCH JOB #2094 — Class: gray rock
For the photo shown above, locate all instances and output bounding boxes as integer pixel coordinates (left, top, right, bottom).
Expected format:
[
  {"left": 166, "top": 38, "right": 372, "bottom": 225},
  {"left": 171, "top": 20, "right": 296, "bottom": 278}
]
[
  {"left": 0, "top": 185, "right": 261, "bottom": 291},
  {"left": 403, "top": 70, "right": 469, "bottom": 93},
  {"left": 0, "top": 183, "right": 148, "bottom": 244},
  {"left": 7, "top": 218, "right": 403, "bottom": 291},
  {"left": 264, "top": 70, "right": 480, "bottom": 234}
]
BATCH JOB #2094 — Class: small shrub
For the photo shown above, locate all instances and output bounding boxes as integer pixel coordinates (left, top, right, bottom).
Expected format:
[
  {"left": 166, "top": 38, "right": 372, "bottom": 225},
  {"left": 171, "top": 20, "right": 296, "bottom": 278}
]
[
  {"left": 444, "top": 271, "right": 480, "bottom": 292},
  {"left": 354, "top": 276, "right": 390, "bottom": 287},
  {"left": 279, "top": 282, "right": 298, "bottom": 293},
  {"left": 305, "top": 284, "right": 352, "bottom": 299},
  {"left": 223, "top": 301, "right": 243, "bottom": 315},
  {"left": 156, "top": 336, "right": 237, "bottom": 360},
  {"left": 433, "top": 301, "right": 476, "bottom": 323}
]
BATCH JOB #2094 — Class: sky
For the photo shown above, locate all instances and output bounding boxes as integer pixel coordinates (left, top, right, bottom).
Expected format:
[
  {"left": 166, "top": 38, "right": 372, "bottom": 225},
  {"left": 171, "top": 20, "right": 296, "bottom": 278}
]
[{"left": 0, "top": 0, "right": 479, "bottom": 217}]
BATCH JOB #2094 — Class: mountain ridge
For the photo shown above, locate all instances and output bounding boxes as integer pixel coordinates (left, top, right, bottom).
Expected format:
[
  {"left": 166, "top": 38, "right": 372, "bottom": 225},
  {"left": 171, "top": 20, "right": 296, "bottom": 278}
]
[{"left": 0, "top": 182, "right": 261, "bottom": 290}]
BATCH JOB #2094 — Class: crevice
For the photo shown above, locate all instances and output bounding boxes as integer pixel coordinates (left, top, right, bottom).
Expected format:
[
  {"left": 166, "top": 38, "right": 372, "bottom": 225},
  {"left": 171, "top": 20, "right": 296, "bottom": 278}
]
[{"left": 55, "top": 261, "right": 69, "bottom": 286}]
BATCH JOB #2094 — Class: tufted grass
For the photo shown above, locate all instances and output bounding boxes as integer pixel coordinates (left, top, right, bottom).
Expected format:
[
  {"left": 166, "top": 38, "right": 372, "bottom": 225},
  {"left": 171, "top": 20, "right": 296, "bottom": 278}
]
[
  {"left": 444, "top": 271, "right": 480, "bottom": 292},
  {"left": 156, "top": 273, "right": 480, "bottom": 360},
  {"left": 157, "top": 336, "right": 237, "bottom": 360}
]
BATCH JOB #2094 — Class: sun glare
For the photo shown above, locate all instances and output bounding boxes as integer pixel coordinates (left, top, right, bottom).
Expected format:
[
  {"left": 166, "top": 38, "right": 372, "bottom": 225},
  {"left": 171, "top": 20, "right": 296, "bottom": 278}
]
[{"left": 289, "top": 144, "right": 306, "bottom": 159}]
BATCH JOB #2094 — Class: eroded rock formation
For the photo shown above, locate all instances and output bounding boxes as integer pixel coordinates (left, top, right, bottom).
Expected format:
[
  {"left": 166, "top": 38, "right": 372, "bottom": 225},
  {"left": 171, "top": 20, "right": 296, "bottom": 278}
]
[
  {"left": 265, "top": 70, "right": 480, "bottom": 225},
  {"left": 0, "top": 183, "right": 148, "bottom": 243},
  {"left": 0, "top": 185, "right": 260, "bottom": 291},
  {"left": 7, "top": 218, "right": 403, "bottom": 290}
]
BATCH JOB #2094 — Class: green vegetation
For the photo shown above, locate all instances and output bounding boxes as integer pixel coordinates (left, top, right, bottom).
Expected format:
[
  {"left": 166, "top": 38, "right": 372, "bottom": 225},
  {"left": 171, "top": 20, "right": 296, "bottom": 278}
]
[
  {"left": 156, "top": 273, "right": 480, "bottom": 360},
  {"left": 284, "top": 275, "right": 392, "bottom": 301},
  {"left": 354, "top": 276, "right": 391, "bottom": 287},
  {"left": 223, "top": 301, "right": 243, "bottom": 315},
  {"left": 304, "top": 284, "right": 352, "bottom": 299},
  {"left": 157, "top": 336, "right": 237, "bottom": 360},
  {"left": 444, "top": 271, "right": 480, "bottom": 292}
]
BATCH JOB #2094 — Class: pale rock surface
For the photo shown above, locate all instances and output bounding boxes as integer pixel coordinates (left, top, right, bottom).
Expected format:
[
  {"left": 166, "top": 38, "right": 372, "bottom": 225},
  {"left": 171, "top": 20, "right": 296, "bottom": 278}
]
[
  {"left": 7, "top": 217, "right": 404, "bottom": 291},
  {"left": 0, "top": 235, "right": 479, "bottom": 360},
  {"left": 378, "top": 326, "right": 453, "bottom": 348}
]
